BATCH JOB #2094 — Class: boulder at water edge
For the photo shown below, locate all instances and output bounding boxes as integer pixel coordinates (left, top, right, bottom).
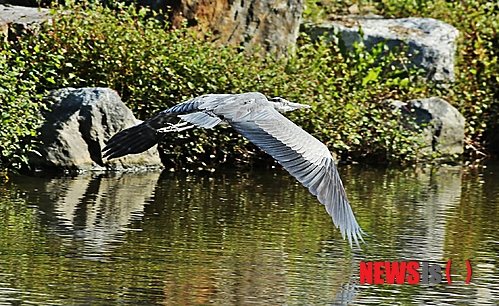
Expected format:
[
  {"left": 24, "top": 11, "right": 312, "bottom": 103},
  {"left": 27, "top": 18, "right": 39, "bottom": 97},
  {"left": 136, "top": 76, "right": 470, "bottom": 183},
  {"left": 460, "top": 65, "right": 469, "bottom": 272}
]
[
  {"left": 389, "top": 97, "right": 465, "bottom": 156},
  {"left": 29, "top": 87, "right": 163, "bottom": 171}
]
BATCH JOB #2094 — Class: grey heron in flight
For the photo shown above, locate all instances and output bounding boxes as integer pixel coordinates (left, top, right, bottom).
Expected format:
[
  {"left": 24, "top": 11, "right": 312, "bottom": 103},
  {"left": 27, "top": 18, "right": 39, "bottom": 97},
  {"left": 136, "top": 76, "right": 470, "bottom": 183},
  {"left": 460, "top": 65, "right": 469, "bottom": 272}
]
[{"left": 103, "top": 92, "right": 365, "bottom": 247}]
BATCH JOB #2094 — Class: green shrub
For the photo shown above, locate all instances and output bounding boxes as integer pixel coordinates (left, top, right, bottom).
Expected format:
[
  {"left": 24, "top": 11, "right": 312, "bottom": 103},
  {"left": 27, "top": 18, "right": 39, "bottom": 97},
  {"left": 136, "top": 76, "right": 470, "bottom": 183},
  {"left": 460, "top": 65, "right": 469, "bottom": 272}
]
[
  {"left": 2, "top": 1, "right": 429, "bottom": 171},
  {"left": 305, "top": 0, "right": 499, "bottom": 159},
  {"left": 0, "top": 42, "right": 44, "bottom": 173}
]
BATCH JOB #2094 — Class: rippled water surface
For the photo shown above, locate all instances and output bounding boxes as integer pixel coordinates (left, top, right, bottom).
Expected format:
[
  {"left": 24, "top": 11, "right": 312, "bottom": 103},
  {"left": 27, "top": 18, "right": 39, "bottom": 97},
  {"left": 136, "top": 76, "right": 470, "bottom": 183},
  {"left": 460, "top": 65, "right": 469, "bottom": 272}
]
[{"left": 0, "top": 161, "right": 498, "bottom": 305}]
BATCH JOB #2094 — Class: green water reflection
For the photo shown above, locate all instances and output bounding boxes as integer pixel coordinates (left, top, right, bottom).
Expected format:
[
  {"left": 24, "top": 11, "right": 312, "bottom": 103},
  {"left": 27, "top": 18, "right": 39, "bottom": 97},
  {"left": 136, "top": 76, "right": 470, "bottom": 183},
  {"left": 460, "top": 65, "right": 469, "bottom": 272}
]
[{"left": 0, "top": 161, "right": 498, "bottom": 305}]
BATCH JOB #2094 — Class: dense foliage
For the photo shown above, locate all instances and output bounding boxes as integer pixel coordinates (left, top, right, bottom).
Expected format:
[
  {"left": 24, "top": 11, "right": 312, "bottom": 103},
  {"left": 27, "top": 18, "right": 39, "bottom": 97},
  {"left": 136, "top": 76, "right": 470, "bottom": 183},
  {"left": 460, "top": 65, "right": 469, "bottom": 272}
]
[
  {"left": 2, "top": 0, "right": 497, "bottom": 172},
  {"left": 1, "top": 2, "right": 427, "bottom": 171},
  {"left": 304, "top": 0, "right": 499, "bottom": 158},
  {"left": 0, "top": 46, "right": 44, "bottom": 172}
]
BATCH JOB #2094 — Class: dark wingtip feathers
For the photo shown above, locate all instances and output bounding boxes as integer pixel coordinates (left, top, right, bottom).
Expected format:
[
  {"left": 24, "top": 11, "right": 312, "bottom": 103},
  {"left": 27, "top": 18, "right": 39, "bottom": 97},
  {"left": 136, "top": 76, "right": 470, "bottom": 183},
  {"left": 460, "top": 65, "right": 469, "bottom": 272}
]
[{"left": 102, "top": 122, "right": 164, "bottom": 160}]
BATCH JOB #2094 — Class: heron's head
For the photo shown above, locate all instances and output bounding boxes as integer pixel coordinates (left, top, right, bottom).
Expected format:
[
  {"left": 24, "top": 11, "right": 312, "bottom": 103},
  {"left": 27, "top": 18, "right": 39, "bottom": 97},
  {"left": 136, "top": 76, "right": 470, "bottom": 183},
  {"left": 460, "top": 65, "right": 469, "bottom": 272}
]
[{"left": 268, "top": 97, "right": 311, "bottom": 113}]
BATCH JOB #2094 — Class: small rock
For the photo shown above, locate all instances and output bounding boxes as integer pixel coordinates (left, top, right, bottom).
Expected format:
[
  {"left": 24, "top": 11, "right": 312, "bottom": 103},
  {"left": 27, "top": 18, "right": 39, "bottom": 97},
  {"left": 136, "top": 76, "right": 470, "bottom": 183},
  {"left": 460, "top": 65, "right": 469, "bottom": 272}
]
[
  {"left": 0, "top": 4, "right": 51, "bottom": 39},
  {"left": 29, "top": 87, "right": 163, "bottom": 172},
  {"left": 389, "top": 97, "right": 465, "bottom": 156}
]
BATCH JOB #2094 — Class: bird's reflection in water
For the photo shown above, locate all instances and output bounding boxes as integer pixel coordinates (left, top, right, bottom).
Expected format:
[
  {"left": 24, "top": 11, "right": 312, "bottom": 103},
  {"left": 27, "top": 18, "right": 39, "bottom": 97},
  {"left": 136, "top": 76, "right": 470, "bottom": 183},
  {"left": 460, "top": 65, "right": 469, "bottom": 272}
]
[{"left": 14, "top": 172, "right": 160, "bottom": 259}]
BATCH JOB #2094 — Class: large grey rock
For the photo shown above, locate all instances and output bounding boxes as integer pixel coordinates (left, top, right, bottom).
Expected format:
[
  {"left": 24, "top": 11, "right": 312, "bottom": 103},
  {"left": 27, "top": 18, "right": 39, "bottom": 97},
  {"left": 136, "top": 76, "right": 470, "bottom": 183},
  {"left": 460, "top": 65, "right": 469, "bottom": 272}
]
[
  {"left": 161, "top": 0, "right": 304, "bottom": 56},
  {"left": 29, "top": 87, "right": 163, "bottom": 171},
  {"left": 0, "top": 4, "right": 51, "bottom": 40},
  {"left": 390, "top": 97, "right": 465, "bottom": 156},
  {"left": 305, "top": 16, "right": 459, "bottom": 82}
]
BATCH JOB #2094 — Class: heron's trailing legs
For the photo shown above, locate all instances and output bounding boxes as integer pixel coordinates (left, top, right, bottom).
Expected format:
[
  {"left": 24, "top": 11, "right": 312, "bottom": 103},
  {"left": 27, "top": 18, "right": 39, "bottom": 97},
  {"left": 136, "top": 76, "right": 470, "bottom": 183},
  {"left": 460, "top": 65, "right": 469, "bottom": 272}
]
[{"left": 156, "top": 122, "right": 195, "bottom": 134}]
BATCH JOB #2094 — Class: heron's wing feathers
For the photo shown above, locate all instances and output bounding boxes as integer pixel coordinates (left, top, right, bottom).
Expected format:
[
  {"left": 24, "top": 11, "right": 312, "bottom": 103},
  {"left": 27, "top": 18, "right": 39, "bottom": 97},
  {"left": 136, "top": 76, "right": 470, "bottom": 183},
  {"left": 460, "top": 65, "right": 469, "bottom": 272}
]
[
  {"left": 103, "top": 94, "right": 234, "bottom": 160},
  {"left": 229, "top": 109, "right": 364, "bottom": 247},
  {"left": 178, "top": 112, "right": 222, "bottom": 129},
  {"left": 102, "top": 111, "right": 178, "bottom": 159},
  {"left": 166, "top": 94, "right": 233, "bottom": 113}
]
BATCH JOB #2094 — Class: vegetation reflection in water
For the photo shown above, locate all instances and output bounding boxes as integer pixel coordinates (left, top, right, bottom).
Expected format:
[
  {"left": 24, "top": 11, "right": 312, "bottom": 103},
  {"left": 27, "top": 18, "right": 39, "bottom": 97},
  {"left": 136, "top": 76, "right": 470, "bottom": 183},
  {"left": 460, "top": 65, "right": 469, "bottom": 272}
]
[{"left": 0, "top": 161, "right": 498, "bottom": 305}]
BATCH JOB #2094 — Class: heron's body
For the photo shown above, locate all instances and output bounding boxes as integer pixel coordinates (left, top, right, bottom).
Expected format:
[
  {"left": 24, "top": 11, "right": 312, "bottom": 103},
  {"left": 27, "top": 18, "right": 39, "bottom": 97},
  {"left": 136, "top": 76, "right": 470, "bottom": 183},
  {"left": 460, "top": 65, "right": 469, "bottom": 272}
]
[{"left": 103, "top": 92, "right": 365, "bottom": 247}]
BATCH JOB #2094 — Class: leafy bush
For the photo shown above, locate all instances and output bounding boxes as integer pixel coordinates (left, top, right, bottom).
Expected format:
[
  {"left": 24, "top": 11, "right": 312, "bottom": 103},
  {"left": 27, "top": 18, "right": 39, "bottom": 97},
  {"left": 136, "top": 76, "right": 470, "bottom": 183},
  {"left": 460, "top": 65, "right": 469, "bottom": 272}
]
[
  {"left": 0, "top": 42, "right": 44, "bottom": 173},
  {"left": 2, "top": 1, "right": 430, "bottom": 171},
  {"left": 305, "top": 0, "right": 499, "bottom": 159}
]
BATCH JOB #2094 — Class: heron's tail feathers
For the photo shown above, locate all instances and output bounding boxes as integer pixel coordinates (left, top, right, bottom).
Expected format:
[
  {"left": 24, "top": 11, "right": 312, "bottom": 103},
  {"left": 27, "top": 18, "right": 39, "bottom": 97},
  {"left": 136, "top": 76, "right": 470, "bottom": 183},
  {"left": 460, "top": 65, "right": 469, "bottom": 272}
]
[{"left": 102, "top": 122, "right": 164, "bottom": 159}]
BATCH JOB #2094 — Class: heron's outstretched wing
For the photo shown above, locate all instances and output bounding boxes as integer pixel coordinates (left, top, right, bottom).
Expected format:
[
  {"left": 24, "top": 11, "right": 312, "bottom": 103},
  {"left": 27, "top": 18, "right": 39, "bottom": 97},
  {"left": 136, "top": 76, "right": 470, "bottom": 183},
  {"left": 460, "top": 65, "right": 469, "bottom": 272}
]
[
  {"left": 228, "top": 107, "right": 365, "bottom": 247},
  {"left": 103, "top": 94, "right": 233, "bottom": 159}
]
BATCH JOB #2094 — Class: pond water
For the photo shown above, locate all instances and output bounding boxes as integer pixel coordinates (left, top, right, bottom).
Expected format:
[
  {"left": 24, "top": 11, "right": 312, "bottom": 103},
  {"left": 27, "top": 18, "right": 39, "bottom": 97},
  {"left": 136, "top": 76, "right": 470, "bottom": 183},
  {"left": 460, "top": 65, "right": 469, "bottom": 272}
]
[{"left": 0, "top": 160, "right": 498, "bottom": 305}]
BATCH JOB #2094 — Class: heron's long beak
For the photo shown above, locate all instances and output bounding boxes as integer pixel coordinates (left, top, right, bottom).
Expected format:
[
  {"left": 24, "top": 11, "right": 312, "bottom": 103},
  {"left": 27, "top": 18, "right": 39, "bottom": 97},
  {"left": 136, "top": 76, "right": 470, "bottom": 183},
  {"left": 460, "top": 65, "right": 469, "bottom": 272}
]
[
  {"left": 289, "top": 102, "right": 311, "bottom": 109},
  {"left": 283, "top": 102, "right": 311, "bottom": 112}
]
